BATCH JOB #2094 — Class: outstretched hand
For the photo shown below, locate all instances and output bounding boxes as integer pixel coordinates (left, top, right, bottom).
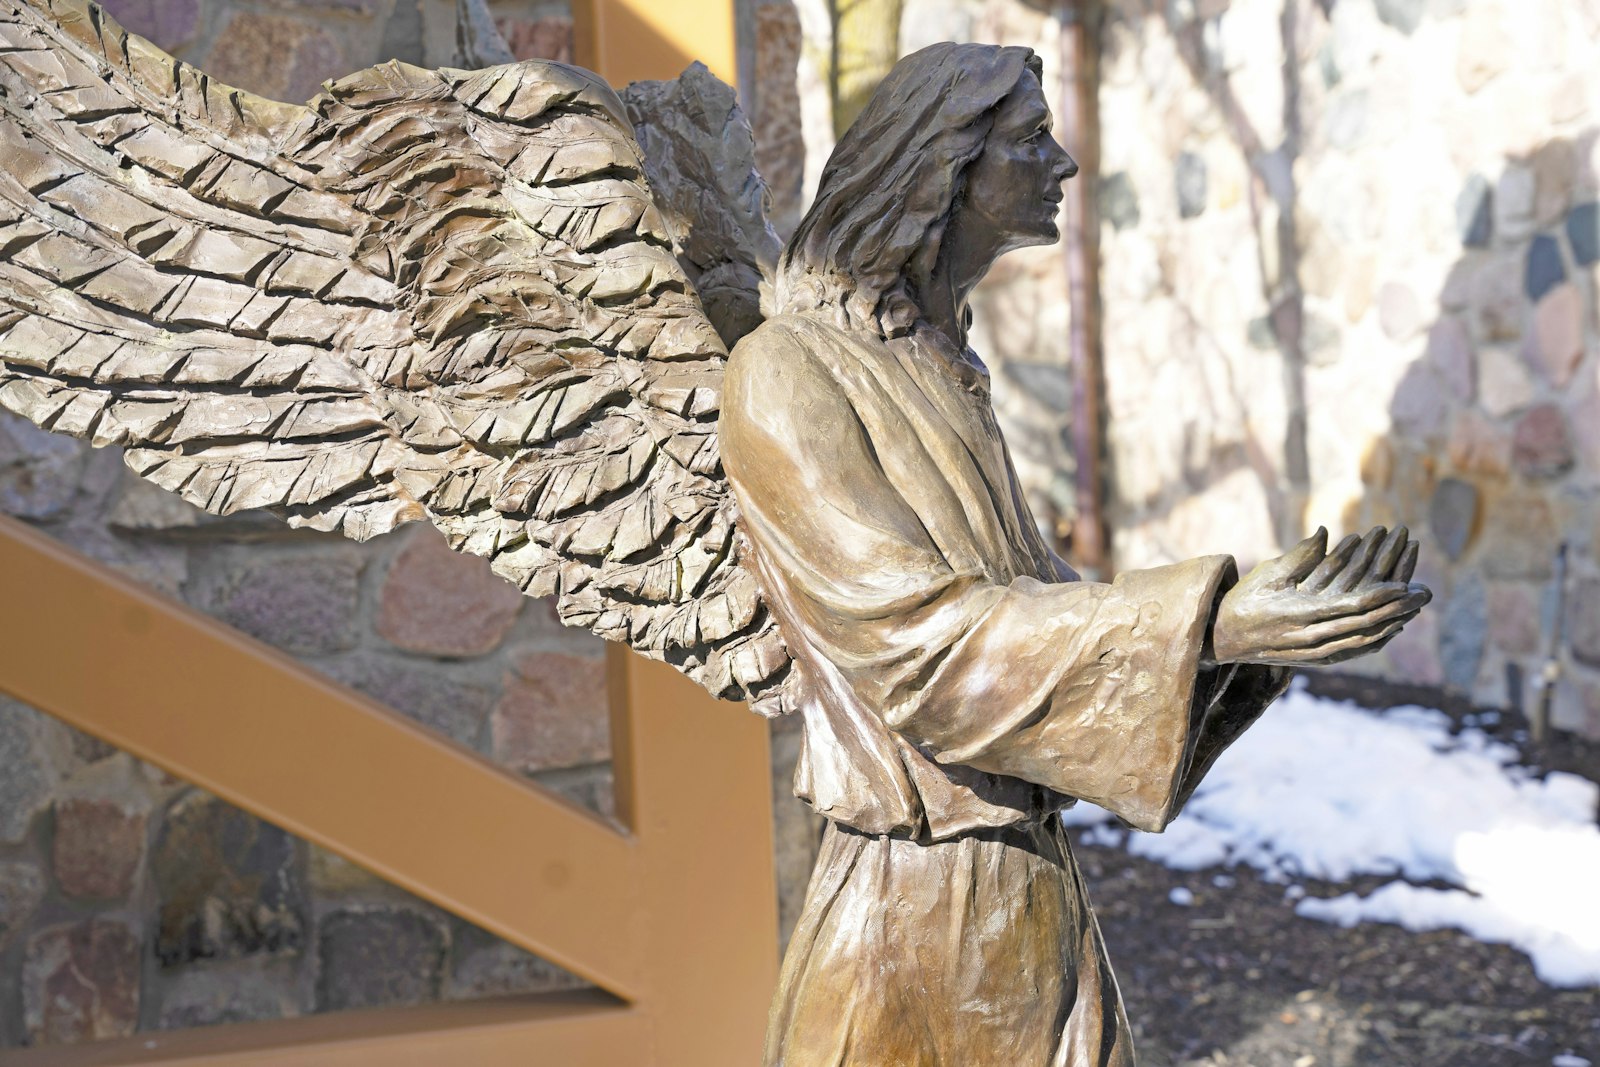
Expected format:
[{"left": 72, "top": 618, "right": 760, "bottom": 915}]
[{"left": 1208, "top": 526, "right": 1431, "bottom": 668}]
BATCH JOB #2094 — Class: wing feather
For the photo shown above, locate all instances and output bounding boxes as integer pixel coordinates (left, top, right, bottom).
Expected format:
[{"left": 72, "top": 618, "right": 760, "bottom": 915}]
[
  {"left": 0, "top": 0, "right": 794, "bottom": 711},
  {"left": 0, "top": 0, "right": 415, "bottom": 538}
]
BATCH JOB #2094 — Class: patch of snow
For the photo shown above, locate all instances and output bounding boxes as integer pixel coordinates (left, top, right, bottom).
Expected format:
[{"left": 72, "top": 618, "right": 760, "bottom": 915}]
[
  {"left": 1073, "top": 820, "right": 1125, "bottom": 849},
  {"left": 1168, "top": 886, "right": 1194, "bottom": 906},
  {"left": 1062, "top": 801, "right": 1111, "bottom": 827},
  {"left": 1065, "top": 681, "right": 1600, "bottom": 987},
  {"left": 1552, "top": 1055, "right": 1591, "bottom": 1067}
]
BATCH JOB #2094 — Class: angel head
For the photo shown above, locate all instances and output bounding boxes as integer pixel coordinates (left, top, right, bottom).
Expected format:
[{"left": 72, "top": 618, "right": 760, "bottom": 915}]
[{"left": 777, "top": 43, "right": 1078, "bottom": 339}]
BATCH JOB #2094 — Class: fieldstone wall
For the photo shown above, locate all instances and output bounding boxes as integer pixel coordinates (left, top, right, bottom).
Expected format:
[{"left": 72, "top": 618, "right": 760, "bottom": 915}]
[
  {"left": 1095, "top": 0, "right": 1294, "bottom": 575},
  {"left": 0, "top": 0, "right": 821, "bottom": 1051},
  {"left": 1092, "top": 0, "right": 1600, "bottom": 737},
  {"left": 91, "top": 0, "right": 575, "bottom": 100},
  {"left": 0, "top": 356, "right": 822, "bottom": 1049}
]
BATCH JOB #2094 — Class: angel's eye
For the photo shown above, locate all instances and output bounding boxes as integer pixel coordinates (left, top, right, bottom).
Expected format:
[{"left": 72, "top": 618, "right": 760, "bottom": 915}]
[{"left": 1024, "top": 127, "right": 1047, "bottom": 144}]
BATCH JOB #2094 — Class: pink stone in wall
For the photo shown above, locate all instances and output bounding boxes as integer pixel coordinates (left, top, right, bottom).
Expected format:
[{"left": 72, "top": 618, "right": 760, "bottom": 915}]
[
  {"left": 1531, "top": 139, "right": 1577, "bottom": 227},
  {"left": 1390, "top": 366, "right": 1448, "bottom": 440},
  {"left": 1456, "top": 1, "right": 1509, "bottom": 94},
  {"left": 1511, "top": 403, "right": 1574, "bottom": 479},
  {"left": 1570, "top": 577, "right": 1600, "bottom": 668},
  {"left": 1570, "top": 362, "right": 1600, "bottom": 475},
  {"left": 1469, "top": 250, "right": 1526, "bottom": 343},
  {"left": 1580, "top": 679, "right": 1600, "bottom": 737},
  {"left": 1446, "top": 409, "right": 1511, "bottom": 477},
  {"left": 492, "top": 649, "right": 610, "bottom": 774},
  {"left": 377, "top": 528, "right": 524, "bottom": 658},
  {"left": 1552, "top": 676, "right": 1600, "bottom": 736},
  {"left": 297, "top": 0, "right": 382, "bottom": 10},
  {"left": 22, "top": 920, "right": 140, "bottom": 1045},
  {"left": 213, "top": 554, "right": 363, "bottom": 656},
  {"left": 97, "top": 0, "right": 199, "bottom": 51},
  {"left": 207, "top": 14, "right": 344, "bottom": 103},
  {"left": 53, "top": 797, "right": 146, "bottom": 900},
  {"left": 1529, "top": 282, "right": 1584, "bottom": 387},
  {"left": 496, "top": 16, "right": 573, "bottom": 63},
  {"left": 1485, "top": 582, "right": 1541, "bottom": 656},
  {"left": 0, "top": 862, "right": 45, "bottom": 952},
  {"left": 1426, "top": 316, "right": 1475, "bottom": 403},
  {"left": 1381, "top": 602, "right": 1444, "bottom": 686},
  {"left": 1478, "top": 346, "right": 1537, "bottom": 418}
]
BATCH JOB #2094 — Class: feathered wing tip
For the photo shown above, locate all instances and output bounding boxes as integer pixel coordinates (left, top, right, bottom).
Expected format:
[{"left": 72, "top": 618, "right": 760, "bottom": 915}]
[
  {"left": 0, "top": 0, "right": 419, "bottom": 541},
  {"left": 0, "top": 0, "right": 794, "bottom": 713},
  {"left": 621, "top": 63, "right": 782, "bottom": 348}
]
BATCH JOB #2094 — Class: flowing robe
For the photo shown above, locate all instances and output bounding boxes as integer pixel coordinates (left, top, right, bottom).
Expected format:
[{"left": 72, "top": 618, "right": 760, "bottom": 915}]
[{"left": 721, "top": 313, "right": 1291, "bottom": 1067}]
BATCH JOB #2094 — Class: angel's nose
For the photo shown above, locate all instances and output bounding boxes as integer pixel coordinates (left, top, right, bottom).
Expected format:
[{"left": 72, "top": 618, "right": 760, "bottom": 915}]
[{"left": 1055, "top": 151, "right": 1079, "bottom": 181}]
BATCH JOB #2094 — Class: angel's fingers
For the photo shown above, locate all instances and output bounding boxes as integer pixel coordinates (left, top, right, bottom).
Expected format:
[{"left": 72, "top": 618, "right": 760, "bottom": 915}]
[
  {"left": 1279, "top": 527, "right": 1329, "bottom": 584},
  {"left": 1317, "top": 631, "right": 1403, "bottom": 665},
  {"left": 1302, "top": 533, "right": 1361, "bottom": 592},
  {"left": 1256, "top": 613, "right": 1413, "bottom": 664},
  {"left": 1262, "top": 587, "right": 1427, "bottom": 649},
  {"left": 1352, "top": 582, "right": 1432, "bottom": 615},
  {"left": 1328, "top": 526, "right": 1388, "bottom": 593},
  {"left": 1364, "top": 525, "right": 1409, "bottom": 585},
  {"left": 1303, "top": 580, "right": 1422, "bottom": 619},
  {"left": 1298, "top": 613, "right": 1414, "bottom": 662},
  {"left": 1395, "top": 541, "right": 1419, "bottom": 585},
  {"left": 1345, "top": 625, "right": 1407, "bottom": 658},
  {"left": 1281, "top": 592, "right": 1427, "bottom": 647}
]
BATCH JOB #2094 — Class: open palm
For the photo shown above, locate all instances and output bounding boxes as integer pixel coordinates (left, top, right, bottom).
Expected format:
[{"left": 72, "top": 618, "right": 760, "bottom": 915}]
[{"left": 1209, "top": 526, "right": 1431, "bottom": 667}]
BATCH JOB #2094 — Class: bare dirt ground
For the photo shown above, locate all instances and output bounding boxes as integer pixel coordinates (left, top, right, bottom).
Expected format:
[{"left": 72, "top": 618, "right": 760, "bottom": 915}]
[{"left": 1069, "top": 673, "right": 1600, "bottom": 1067}]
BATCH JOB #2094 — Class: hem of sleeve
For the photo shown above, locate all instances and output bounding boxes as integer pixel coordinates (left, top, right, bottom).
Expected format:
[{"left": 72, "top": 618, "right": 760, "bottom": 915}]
[{"left": 1088, "top": 554, "right": 1238, "bottom": 832}]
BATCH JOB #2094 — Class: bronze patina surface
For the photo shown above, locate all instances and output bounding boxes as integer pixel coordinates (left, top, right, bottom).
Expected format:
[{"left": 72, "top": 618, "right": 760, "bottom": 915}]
[{"left": 0, "top": 7, "right": 1429, "bottom": 1063}]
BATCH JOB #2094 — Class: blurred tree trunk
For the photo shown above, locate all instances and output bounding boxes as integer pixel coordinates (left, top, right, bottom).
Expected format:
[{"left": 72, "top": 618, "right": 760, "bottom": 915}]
[
  {"left": 1060, "top": 0, "right": 1108, "bottom": 576},
  {"left": 831, "top": 0, "right": 903, "bottom": 136}
]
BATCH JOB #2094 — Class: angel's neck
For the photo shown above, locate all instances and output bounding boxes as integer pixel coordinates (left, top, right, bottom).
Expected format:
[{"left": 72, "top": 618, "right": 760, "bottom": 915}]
[{"left": 916, "top": 219, "right": 1003, "bottom": 348}]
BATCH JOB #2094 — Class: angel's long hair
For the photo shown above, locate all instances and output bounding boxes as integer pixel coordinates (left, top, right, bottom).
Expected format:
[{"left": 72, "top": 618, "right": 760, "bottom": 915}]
[{"left": 775, "top": 42, "right": 1042, "bottom": 338}]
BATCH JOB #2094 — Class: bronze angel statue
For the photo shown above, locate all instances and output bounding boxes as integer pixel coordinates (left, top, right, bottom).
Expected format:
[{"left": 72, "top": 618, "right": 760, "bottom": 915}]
[{"left": 0, "top": 3, "right": 1431, "bottom": 1063}]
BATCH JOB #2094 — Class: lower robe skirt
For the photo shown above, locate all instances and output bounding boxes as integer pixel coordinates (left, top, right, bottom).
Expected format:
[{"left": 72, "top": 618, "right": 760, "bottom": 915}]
[{"left": 765, "top": 816, "right": 1135, "bottom": 1067}]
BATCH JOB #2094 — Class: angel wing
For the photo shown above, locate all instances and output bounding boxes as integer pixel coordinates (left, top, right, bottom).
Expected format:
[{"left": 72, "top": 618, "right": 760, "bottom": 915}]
[
  {"left": 0, "top": 0, "right": 793, "bottom": 714},
  {"left": 621, "top": 64, "right": 781, "bottom": 348}
]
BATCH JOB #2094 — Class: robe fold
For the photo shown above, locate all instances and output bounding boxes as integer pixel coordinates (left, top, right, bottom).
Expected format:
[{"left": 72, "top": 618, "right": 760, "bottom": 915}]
[{"left": 722, "top": 313, "right": 1291, "bottom": 1066}]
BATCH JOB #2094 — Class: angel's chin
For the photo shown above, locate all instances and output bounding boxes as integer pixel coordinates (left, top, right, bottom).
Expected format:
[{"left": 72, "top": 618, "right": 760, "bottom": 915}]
[{"left": 1016, "top": 221, "right": 1060, "bottom": 248}]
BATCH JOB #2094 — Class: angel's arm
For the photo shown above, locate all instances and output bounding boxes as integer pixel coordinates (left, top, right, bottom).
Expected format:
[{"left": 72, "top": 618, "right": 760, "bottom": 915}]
[{"left": 721, "top": 328, "right": 1291, "bottom": 830}]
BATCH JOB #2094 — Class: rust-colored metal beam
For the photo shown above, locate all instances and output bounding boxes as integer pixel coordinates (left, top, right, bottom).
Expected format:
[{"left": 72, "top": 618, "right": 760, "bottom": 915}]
[
  {"left": 0, "top": 515, "right": 643, "bottom": 1000},
  {"left": 571, "top": 0, "right": 736, "bottom": 85},
  {"left": 607, "top": 648, "right": 778, "bottom": 1065}
]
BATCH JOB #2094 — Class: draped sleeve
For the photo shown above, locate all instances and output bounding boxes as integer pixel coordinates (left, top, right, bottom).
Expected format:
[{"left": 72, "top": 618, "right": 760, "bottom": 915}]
[{"left": 722, "top": 320, "right": 1289, "bottom": 832}]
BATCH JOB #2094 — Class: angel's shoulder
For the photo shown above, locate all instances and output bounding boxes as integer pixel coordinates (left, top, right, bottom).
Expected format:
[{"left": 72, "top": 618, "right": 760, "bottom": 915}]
[
  {"left": 726, "top": 314, "right": 847, "bottom": 407},
  {"left": 720, "top": 315, "right": 859, "bottom": 459},
  {"left": 729, "top": 313, "right": 830, "bottom": 362}
]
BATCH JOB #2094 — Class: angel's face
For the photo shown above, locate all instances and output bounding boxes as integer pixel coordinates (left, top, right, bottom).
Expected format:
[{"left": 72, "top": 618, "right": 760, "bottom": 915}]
[{"left": 961, "top": 70, "right": 1077, "bottom": 251}]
